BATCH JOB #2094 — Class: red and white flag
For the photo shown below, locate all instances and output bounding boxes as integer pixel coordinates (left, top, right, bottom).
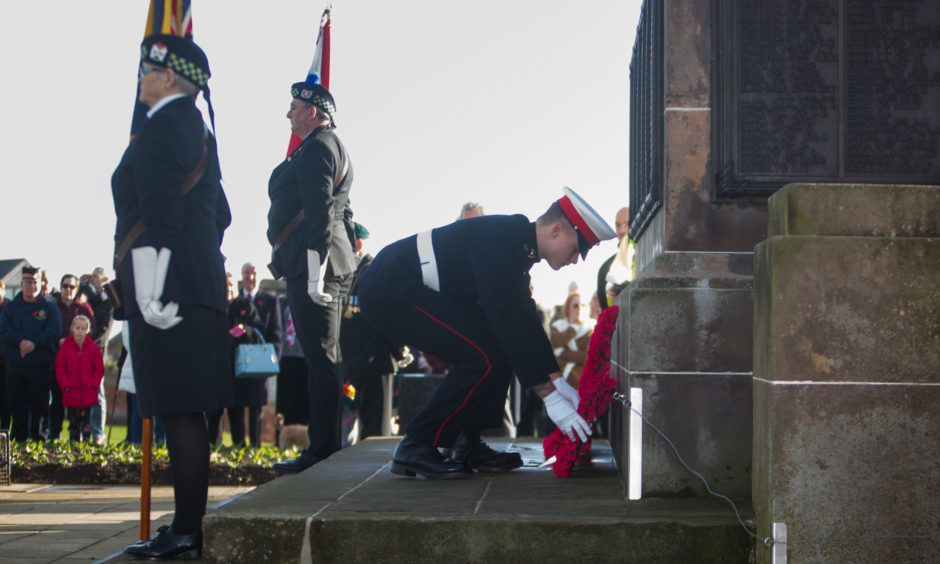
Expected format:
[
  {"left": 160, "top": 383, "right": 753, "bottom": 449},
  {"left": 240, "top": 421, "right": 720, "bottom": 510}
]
[{"left": 286, "top": 7, "right": 332, "bottom": 156}]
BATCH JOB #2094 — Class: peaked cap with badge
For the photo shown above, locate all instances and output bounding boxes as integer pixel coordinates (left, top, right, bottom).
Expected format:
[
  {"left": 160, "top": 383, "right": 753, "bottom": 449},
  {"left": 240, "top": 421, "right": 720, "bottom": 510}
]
[{"left": 556, "top": 186, "right": 617, "bottom": 258}]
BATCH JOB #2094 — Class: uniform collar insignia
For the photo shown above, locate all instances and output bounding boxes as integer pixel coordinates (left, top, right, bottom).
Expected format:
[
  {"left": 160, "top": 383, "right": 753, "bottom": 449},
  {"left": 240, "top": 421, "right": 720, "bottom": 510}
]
[{"left": 523, "top": 243, "right": 537, "bottom": 261}]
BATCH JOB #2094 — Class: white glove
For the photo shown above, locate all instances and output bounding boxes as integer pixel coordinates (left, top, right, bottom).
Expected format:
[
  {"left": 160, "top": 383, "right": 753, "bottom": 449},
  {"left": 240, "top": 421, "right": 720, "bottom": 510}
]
[
  {"left": 397, "top": 346, "right": 415, "bottom": 369},
  {"left": 306, "top": 250, "right": 332, "bottom": 306},
  {"left": 132, "top": 246, "right": 182, "bottom": 330},
  {"left": 551, "top": 376, "right": 581, "bottom": 411},
  {"left": 544, "top": 390, "right": 590, "bottom": 443}
]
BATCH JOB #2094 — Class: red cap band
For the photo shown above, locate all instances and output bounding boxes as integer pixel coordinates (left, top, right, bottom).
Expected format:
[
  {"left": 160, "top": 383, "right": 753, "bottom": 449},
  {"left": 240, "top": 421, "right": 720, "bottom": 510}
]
[{"left": 558, "top": 195, "right": 599, "bottom": 246}]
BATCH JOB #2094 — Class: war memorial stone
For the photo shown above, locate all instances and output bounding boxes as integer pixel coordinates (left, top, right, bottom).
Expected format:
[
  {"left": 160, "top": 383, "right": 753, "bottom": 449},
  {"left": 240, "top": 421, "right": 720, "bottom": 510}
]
[
  {"left": 614, "top": 1, "right": 938, "bottom": 562},
  {"left": 753, "top": 183, "right": 939, "bottom": 563}
]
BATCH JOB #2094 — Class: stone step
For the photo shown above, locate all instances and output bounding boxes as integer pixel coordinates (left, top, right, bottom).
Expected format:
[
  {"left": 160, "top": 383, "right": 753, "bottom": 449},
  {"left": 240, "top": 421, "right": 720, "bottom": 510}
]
[{"left": 203, "top": 437, "right": 755, "bottom": 563}]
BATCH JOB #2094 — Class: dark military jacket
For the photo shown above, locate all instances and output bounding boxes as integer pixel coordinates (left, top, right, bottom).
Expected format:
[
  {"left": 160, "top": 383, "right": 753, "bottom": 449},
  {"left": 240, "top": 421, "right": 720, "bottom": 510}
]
[
  {"left": 266, "top": 125, "right": 356, "bottom": 281},
  {"left": 377, "top": 215, "right": 560, "bottom": 388},
  {"left": 111, "top": 96, "right": 231, "bottom": 316}
]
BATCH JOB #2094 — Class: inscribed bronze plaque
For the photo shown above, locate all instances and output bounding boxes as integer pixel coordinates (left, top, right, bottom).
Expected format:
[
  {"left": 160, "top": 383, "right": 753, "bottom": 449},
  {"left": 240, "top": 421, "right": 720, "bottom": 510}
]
[{"left": 715, "top": 0, "right": 940, "bottom": 198}]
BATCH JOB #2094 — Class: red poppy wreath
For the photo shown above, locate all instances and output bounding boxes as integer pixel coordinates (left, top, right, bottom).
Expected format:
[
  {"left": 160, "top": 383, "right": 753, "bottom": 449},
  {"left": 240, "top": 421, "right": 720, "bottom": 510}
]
[{"left": 542, "top": 305, "right": 619, "bottom": 477}]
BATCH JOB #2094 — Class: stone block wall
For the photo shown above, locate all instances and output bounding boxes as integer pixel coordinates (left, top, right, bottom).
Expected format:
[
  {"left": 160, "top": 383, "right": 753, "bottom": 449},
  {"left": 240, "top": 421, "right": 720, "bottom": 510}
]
[{"left": 752, "top": 183, "right": 940, "bottom": 563}]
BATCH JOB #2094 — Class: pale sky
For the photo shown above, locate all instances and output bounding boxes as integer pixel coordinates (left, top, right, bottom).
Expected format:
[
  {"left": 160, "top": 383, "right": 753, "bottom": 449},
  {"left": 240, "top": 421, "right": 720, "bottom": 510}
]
[{"left": 0, "top": 1, "right": 641, "bottom": 309}]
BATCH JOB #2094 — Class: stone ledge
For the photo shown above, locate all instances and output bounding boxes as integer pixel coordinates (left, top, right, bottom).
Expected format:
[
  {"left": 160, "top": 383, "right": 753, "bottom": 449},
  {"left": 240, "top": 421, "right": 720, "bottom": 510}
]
[{"left": 768, "top": 183, "right": 940, "bottom": 238}]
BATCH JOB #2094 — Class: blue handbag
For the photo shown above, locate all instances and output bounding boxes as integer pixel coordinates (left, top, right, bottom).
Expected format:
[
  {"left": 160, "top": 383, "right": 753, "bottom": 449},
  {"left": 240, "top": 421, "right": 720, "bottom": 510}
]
[{"left": 234, "top": 328, "right": 280, "bottom": 379}]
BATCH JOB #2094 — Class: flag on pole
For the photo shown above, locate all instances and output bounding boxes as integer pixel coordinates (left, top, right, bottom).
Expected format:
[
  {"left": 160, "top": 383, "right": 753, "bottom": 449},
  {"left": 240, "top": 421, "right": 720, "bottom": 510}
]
[
  {"left": 287, "top": 6, "right": 332, "bottom": 156},
  {"left": 130, "top": 0, "right": 194, "bottom": 140}
]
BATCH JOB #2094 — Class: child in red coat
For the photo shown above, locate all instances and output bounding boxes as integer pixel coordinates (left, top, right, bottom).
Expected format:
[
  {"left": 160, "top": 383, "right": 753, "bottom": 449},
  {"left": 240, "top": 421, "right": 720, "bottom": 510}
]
[{"left": 55, "top": 315, "right": 104, "bottom": 441}]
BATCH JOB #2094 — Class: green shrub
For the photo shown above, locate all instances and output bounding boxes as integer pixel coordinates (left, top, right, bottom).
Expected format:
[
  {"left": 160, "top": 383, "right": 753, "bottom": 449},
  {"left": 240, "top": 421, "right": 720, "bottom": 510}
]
[{"left": 11, "top": 439, "right": 300, "bottom": 468}]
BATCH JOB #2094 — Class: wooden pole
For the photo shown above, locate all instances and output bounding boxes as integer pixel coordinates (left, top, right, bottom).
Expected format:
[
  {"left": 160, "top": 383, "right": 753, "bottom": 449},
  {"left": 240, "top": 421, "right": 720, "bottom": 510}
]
[{"left": 140, "top": 416, "right": 153, "bottom": 540}]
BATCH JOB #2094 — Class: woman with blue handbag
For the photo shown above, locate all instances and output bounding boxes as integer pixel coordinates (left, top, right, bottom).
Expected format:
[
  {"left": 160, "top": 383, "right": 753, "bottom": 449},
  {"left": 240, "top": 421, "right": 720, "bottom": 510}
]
[{"left": 207, "top": 286, "right": 269, "bottom": 448}]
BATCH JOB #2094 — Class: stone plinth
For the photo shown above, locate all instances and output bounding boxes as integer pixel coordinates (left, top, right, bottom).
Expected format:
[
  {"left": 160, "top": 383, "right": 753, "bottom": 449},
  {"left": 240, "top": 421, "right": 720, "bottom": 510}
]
[
  {"left": 753, "top": 183, "right": 940, "bottom": 563},
  {"left": 611, "top": 0, "right": 764, "bottom": 502},
  {"left": 611, "top": 252, "right": 754, "bottom": 499}
]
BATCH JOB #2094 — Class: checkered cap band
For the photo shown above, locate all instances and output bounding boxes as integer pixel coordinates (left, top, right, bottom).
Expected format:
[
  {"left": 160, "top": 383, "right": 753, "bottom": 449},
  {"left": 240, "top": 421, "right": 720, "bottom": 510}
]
[
  {"left": 291, "top": 86, "right": 335, "bottom": 115},
  {"left": 167, "top": 53, "right": 209, "bottom": 87}
]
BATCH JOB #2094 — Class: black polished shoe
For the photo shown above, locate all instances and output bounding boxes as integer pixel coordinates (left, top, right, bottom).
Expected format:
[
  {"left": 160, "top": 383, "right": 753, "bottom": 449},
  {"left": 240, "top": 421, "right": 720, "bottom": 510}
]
[
  {"left": 451, "top": 429, "right": 523, "bottom": 473},
  {"left": 124, "top": 525, "right": 201, "bottom": 559},
  {"left": 391, "top": 435, "right": 473, "bottom": 479},
  {"left": 273, "top": 452, "right": 323, "bottom": 474}
]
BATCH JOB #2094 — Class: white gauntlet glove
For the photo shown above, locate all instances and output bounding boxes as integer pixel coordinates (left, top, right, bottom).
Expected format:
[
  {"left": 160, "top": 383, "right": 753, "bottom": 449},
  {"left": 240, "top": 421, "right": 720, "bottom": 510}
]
[
  {"left": 306, "top": 250, "right": 332, "bottom": 306},
  {"left": 551, "top": 376, "right": 581, "bottom": 410},
  {"left": 132, "top": 247, "right": 182, "bottom": 330},
  {"left": 544, "top": 390, "right": 590, "bottom": 443}
]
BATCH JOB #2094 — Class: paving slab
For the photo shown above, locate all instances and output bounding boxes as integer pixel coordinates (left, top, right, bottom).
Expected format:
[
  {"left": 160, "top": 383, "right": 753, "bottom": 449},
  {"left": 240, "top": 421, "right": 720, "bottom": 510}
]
[{"left": 0, "top": 483, "right": 252, "bottom": 564}]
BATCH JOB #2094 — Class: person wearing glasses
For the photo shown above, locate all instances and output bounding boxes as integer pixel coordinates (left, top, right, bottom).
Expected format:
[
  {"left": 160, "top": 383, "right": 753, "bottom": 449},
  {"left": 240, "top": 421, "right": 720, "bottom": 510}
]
[
  {"left": 266, "top": 81, "right": 356, "bottom": 474},
  {"left": 114, "top": 34, "right": 232, "bottom": 559},
  {"left": 0, "top": 266, "right": 62, "bottom": 442}
]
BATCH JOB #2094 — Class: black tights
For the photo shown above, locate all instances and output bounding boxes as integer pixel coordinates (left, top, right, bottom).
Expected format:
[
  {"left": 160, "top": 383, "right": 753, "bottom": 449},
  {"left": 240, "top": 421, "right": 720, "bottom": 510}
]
[{"left": 162, "top": 412, "right": 209, "bottom": 535}]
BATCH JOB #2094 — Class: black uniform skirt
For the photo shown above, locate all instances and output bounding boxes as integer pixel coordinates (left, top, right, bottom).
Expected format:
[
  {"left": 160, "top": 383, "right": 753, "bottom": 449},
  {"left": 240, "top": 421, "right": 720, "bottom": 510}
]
[{"left": 129, "top": 305, "right": 234, "bottom": 418}]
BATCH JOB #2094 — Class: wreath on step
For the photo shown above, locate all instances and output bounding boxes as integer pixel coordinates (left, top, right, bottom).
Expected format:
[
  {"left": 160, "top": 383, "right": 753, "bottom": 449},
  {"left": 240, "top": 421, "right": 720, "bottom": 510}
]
[{"left": 542, "top": 305, "right": 619, "bottom": 477}]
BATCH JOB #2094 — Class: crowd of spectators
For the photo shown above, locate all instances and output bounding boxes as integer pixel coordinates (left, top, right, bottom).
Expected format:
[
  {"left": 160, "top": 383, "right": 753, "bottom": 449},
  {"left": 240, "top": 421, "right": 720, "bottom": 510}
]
[{"left": 0, "top": 267, "right": 112, "bottom": 443}]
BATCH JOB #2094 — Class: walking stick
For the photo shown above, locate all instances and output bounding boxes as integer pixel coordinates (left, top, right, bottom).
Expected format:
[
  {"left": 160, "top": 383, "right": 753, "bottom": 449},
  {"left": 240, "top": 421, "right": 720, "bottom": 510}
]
[{"left": 140, "top": 416, "right": 153, "bottom": 540}]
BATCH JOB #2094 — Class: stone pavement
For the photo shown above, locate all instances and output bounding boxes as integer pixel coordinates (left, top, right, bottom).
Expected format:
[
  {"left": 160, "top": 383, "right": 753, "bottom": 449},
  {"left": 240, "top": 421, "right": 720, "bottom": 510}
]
[{"left": 0, "top": 483, "right": 252, "bottom": 563}]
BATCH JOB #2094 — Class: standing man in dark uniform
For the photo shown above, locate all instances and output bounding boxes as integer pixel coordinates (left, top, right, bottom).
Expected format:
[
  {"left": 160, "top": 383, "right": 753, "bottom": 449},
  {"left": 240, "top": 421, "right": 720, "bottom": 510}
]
[
  {"left": 358, "top": 187, "right": 616, "bottom": 479},
  {"left": 114, "top": 34, "right": 232, "bottom": 558},
  {"left": 267, "top": 82, "right": 356, "bottom": 473}
]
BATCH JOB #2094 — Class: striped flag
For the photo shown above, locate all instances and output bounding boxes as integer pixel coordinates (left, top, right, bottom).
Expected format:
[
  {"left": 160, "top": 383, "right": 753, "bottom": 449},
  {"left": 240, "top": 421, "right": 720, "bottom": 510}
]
[
  {"left": 286, "top": 7, "right": 332, "bottom": 156},
  {"left": 130, "top": 0, "right": 194, "bottom": 140}
]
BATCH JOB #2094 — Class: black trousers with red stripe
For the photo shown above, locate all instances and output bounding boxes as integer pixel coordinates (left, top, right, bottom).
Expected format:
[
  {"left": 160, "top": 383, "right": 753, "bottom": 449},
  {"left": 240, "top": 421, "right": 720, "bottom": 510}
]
[{"left": 358, "top": 252, "right": 512, "bottom": 448}]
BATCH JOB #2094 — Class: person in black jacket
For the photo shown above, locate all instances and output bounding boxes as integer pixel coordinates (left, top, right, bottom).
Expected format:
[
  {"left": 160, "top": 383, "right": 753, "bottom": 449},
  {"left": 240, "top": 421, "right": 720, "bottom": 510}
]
[
  {"left": 358, "top": 188, "right": 616, "bottom": 479},
  {"left": 114, "top": 34, "right": 232, "bottom": 559},
  {"left": 0, "top": 266, "right": 62, "bottom": 442},
  {"left": 267, "top": 81, "right": 356, "bottom": 473}
]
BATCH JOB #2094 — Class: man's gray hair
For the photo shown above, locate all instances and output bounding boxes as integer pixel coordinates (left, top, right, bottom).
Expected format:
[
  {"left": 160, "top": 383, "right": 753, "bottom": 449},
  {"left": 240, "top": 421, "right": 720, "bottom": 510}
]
[{"left": 174, "top": 73, "right": 200, "bottom": 97}]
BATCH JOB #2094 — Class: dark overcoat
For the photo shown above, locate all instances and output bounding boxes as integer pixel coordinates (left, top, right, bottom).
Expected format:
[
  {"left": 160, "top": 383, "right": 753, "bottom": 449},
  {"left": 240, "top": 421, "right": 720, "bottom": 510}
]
[
  {"left": 111, "top": 95, "right": 233, "bottom": 417},
  {"left": 266, "top": 125, "right": 356, "bottom": 281}
]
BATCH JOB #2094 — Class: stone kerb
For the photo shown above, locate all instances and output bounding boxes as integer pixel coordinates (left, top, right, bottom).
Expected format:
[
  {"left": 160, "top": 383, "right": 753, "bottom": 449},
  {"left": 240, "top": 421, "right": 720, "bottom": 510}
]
[{"left": 752, "top": 183, "right": 939, "bottom": 564}]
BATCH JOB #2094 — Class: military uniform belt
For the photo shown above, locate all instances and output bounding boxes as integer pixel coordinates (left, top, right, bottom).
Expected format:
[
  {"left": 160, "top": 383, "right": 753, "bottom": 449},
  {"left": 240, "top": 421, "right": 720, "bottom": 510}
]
[{"left": 416, "top": 230, "right": 440, "bottom": 291}]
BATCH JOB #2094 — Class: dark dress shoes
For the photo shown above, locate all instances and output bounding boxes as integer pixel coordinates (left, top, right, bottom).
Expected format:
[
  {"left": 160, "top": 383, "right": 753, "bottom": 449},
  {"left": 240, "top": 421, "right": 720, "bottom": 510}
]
[
  {"left": 391, "top": 435, "right": 473, "bottom": 479},
  {"left": 273, "top": 452, "right": 322, "bottom": 474},
  {"left": 450, "top": 430, "right": 524, "bottom": 473},
  {"left": 124, "top": 525, "right": 201, "bottom": 559}
]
